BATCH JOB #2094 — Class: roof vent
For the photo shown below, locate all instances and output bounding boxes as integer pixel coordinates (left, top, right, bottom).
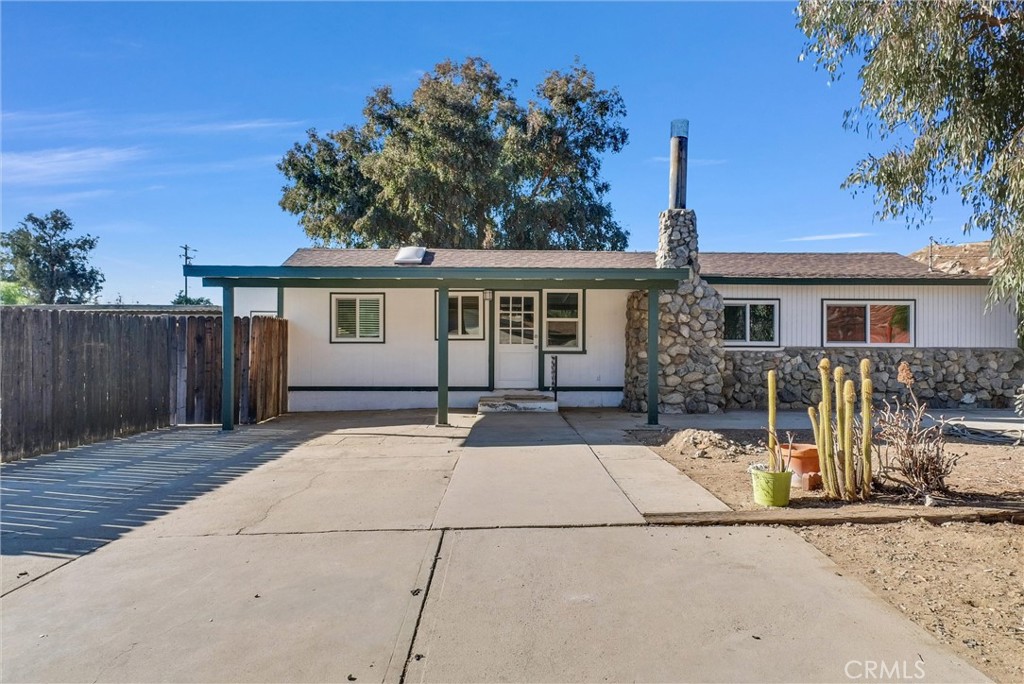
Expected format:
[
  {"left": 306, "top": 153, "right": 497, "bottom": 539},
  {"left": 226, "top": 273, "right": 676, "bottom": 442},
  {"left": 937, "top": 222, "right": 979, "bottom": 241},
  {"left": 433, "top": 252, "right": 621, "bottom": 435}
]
[{"left": 394, "top": 246, "right": 426, "bottom": 265}]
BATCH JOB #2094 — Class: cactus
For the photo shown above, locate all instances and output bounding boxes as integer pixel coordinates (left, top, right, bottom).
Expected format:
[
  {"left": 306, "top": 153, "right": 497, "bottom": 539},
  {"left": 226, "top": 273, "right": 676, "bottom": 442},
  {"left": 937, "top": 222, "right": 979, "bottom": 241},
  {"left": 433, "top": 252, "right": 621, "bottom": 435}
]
[
  {"left": 860, "top": 359, "right": 873, "bottom": 499},
  {"left": 843, "top": 379, "right": 857, "bottom": 499},
  {"left": 767, "top": 370, "right": 778, "bottom": 469},
  {"left": 817, "top": 359, "right": 840, "bottom": 497},
  {"left": 808, "top": 357, "right": 875, "bottom": 501}
]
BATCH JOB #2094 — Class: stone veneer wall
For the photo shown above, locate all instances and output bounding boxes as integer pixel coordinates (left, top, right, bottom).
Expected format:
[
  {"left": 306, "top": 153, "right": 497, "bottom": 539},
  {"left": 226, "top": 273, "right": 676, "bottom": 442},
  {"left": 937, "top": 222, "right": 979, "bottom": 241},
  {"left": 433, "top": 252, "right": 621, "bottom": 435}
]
[
  {"left": 723, "top": 347, "right": 1024, "bottom": 410},
  {"left": 623, "top": 209, "right": 726, "bottom": 414}
]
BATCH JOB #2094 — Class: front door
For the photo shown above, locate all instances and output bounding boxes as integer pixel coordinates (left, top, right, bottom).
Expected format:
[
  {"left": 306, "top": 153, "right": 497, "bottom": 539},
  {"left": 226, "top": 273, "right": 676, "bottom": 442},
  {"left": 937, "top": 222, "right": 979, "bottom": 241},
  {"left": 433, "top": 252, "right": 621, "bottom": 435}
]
[{"left": 495, "top": 292, "right": 539, "bottom": 389}]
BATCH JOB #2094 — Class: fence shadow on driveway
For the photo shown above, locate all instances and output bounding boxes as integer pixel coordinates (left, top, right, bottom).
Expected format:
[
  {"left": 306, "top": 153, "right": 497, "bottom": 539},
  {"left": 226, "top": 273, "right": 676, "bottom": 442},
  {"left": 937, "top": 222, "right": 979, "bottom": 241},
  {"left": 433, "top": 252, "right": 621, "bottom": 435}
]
[{"left": 0, "top": 422, "right": 321, "bottom": 563}]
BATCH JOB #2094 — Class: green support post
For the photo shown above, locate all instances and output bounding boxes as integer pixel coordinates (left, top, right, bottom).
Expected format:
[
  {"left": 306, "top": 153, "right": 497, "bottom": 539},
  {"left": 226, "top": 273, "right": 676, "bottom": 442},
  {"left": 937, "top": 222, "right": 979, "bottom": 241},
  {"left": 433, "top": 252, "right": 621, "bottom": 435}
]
[
  {"left": 437, "top": 285, "right": 449, "bottom": 426},
  {"left": 276, "top": 287, "right": 284, "bottom": 318},
  {"left": 647, "top": 287, "right": 659, "bottom": 426},
  {"left": 222, "top": 285, "right": 235, "bottom": 431}
]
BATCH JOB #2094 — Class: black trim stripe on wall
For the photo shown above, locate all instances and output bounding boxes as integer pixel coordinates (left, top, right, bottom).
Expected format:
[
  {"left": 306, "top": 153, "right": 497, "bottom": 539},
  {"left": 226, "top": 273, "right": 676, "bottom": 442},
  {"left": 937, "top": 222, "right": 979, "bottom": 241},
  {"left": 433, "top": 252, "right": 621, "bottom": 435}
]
[{"left": 288, "top": 385, "right": 624, "bottom": 393}]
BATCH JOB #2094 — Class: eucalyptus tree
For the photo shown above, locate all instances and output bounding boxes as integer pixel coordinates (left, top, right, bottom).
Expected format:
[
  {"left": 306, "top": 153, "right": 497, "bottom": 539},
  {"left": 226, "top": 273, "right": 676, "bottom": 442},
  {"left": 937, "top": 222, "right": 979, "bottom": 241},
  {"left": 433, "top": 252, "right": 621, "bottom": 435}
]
[
  {"left": 799, "top": 1, "right": 1024, "bottom": 303},
  {"left": 278, "top": 57, "right": 629, "bottom": 251}
]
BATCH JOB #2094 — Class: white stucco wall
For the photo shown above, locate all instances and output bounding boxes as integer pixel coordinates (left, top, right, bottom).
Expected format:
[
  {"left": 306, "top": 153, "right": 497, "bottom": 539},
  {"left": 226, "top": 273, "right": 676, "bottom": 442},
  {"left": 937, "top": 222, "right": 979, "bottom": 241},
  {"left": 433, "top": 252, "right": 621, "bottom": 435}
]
[{"left": 714, "top": 283, "right": 1018, "bottom": 348}]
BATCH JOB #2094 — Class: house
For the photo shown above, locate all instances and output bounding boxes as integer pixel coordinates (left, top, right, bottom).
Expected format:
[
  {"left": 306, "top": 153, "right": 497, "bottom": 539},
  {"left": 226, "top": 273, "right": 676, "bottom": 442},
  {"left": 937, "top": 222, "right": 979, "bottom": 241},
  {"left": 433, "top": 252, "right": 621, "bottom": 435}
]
[
  {"left": 908, "top": 240, "right": 1002, "bottom": 277},
  {"left": 189, "top": 121, "right": 1023, "bottom": 430}
]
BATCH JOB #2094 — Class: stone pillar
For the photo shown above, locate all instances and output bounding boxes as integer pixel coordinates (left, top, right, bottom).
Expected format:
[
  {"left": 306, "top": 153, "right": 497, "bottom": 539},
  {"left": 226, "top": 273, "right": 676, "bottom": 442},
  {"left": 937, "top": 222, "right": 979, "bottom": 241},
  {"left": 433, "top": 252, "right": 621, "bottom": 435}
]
[{"left": 624, "top": 209, "right": 726, "bottom": 413}]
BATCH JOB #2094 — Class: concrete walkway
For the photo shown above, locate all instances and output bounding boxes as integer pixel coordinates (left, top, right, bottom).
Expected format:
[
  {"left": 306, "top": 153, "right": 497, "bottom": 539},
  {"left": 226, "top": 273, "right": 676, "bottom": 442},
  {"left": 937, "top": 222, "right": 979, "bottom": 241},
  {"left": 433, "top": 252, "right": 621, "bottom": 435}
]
[{"left": 1, "top": 410, "right": 988, "bottom": 683}]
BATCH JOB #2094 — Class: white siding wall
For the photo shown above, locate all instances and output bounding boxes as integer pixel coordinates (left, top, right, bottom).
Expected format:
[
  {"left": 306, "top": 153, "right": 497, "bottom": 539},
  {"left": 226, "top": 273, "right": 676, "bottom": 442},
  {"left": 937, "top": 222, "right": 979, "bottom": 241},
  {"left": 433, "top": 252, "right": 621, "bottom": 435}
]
[
  {"left": 233, "top": 287, "right": 279, "bottom": 317},
  {"left": 285, "top": 288, "right": 489, "bottom": 389},
  {"left": 284, "top": 287, "right": 630, "bottom": 410},
  {"left": 543, "top": 289, "right": 629, "bottom": 388},
  {"left": 715, "top": 283, "right": 1018, "bottom": 349}
]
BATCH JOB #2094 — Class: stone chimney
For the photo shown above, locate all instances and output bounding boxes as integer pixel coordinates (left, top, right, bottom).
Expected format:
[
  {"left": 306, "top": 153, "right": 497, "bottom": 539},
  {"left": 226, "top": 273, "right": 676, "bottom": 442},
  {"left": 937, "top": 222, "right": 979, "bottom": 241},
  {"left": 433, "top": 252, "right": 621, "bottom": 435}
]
[{"left": 623, "top": 119, "right": 725, "bottom": 414}]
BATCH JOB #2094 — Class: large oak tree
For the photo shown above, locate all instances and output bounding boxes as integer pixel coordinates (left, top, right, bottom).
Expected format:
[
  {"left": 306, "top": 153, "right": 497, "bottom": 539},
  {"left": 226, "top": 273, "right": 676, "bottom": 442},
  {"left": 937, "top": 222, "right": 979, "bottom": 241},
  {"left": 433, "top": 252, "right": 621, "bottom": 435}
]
[
  {"left": 278, "top": 58, "right": 629, "bottom": 251},
  {"left": 798, "top": 1, "right": 1024, "bottom": 305}
]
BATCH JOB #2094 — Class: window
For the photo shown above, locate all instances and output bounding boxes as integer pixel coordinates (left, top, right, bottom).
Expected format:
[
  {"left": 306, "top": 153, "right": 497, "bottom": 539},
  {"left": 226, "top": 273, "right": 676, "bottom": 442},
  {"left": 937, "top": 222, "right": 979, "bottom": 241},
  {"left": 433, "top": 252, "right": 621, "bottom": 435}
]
[
  {"left": 436, "top": 291, "right": 484, "bottom": 340},
  {"left": 330, "top": 293, "right": 384, "bottom": 343},
  {"left": 724, "top": 300, "right": 778, "bottom": 346},
  {"left": 824, "top": 301, "right": 913, "bottom": 346},
  {"left": 544, "top": 290, "right": 583, "bottom": 351}
]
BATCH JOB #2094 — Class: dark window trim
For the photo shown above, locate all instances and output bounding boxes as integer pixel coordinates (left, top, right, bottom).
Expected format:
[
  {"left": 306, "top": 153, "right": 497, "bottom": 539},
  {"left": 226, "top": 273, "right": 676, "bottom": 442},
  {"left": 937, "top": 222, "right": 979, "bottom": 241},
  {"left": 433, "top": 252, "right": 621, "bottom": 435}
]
[
  {"left": 542, "top": 288, "right": 587, "bottom": 354},
  {"left": 820, "top": 298, "right": 917, "bottom": 348},
  {"left": 329, "top": 291, "right": 386, "bottom": 344},
  {"left": 723, "top": 298, "right": 781, "bottom": 348},
  {"left": 433, "top": 289, "right": 487, "bottom": 341}
]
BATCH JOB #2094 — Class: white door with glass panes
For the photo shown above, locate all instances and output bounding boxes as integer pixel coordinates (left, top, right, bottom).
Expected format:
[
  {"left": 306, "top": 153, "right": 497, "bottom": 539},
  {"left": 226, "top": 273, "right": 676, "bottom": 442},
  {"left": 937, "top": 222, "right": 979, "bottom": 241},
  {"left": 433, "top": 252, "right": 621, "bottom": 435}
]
[{"left": 495, "top": 292, "right": 538, "bottom": 389}]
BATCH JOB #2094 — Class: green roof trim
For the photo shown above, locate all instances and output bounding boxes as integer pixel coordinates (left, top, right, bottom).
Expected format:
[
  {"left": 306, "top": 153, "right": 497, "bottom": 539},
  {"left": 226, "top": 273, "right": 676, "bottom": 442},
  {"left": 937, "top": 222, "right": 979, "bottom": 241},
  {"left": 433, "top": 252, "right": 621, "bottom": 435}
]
[
  {"left": 703, "top": 276, "right": 991, "bottom": 286},
  {"left": 186, "top": 264, "right": 688, "bottom": 290}
]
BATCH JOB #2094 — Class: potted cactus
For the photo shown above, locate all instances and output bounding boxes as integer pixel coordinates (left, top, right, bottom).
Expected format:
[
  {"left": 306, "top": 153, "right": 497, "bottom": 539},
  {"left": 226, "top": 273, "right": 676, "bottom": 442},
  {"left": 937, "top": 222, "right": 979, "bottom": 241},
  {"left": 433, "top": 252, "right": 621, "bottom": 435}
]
[{"left": 749, "top": 370, "right": 794, "bottom": 507}]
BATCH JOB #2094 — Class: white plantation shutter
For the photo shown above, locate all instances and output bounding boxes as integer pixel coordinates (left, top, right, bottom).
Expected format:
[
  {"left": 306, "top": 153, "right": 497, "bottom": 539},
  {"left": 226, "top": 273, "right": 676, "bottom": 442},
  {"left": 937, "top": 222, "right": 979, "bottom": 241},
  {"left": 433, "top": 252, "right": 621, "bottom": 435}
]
[
  {"left": 336, "top": 298, "right": 357, "bottom": 339},
  {"left": 357, "top": 297, "right": 381, "bottom": 339},
  {"left": 332, "top": 294, "right": 384, "bottom": 342}
]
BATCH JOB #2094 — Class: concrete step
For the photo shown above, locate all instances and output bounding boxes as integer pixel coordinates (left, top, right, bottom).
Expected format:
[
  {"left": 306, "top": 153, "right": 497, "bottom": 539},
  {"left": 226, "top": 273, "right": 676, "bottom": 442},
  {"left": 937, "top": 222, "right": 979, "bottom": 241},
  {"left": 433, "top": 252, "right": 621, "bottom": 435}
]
[{"left": 478, "top": 393, "right": 558, "bottom": 413}]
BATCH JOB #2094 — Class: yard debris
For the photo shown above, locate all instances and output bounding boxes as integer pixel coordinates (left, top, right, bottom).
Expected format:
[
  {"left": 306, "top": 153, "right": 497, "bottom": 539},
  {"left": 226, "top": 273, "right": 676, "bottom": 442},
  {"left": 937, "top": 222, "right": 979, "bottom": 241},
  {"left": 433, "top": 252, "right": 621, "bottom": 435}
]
[{"left": 664, "top": 429, "right": 760, "bottom": 459}]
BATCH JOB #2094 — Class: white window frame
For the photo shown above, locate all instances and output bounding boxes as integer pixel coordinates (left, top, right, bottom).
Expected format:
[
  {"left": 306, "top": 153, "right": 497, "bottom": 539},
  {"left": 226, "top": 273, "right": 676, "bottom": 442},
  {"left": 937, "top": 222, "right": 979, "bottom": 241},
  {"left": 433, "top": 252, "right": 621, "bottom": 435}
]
[
  {"left": 542, "top": 289, "right": 584, "bottom": 352},
  {"left": 723, "top": 299, "right": 780, "bottom": 347},
  {"left": 330, "top": 292, "right": 384, "bottom": 343},
  {"left": 435, "top": 290, "right": 485, "bottom": 340},
  {"left": 822, "top": 300, "right": 915, "bottom": 347}
]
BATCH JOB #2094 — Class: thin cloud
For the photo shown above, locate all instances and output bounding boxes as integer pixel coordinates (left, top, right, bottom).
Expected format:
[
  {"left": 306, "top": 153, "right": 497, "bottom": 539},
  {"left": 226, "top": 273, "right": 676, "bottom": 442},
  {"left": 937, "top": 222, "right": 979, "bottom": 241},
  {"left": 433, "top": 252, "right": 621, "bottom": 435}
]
[
  {"left": 783, "top": 232, "right": 874, "bottom": 242},
  {"left": 2, "top": 110, "right": 303, "bottom": 138},
  {"left": 164, "top": 118, "right": 304, "bottom": 134},
  {"left": 14, "top": 188, "right": 115, "bottom": 206},
  {"left": 3, "top": 147, "right": 146, "bottom": 185}
]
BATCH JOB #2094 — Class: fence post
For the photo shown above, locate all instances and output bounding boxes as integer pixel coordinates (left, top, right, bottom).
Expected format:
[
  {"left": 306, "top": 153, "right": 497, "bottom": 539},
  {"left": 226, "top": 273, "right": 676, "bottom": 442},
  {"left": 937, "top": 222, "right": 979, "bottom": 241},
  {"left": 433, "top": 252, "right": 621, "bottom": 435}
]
[{"left": 221, "top": 287, "right": 235, "bottom": 431}]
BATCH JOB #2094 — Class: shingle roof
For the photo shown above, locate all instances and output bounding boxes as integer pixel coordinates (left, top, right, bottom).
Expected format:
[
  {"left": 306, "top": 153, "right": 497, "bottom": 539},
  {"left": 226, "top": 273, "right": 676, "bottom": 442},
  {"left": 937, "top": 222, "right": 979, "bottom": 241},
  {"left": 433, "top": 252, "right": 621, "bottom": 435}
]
[
  {"left": 699, "top": 252, "right": 982, "bottom": 280},
  {"left": 283, "top": 248, "right": 656, "bottom": 269},
  {"left": 282, "top": 248, "right": 986, "bottom": 281}
]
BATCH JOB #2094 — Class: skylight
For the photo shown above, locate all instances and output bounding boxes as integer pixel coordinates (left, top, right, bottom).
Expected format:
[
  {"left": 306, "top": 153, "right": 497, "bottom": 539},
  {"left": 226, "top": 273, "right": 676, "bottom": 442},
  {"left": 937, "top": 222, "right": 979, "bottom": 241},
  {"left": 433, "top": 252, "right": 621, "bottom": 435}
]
[{"left": 394, "top": 246, "right": 426, "bottom": 265}]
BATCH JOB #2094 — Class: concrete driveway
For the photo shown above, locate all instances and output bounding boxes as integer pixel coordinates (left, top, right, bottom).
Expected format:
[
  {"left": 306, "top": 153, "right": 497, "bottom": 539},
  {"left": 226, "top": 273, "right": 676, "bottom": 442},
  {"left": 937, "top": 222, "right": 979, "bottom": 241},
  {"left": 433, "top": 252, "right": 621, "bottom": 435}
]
[{"left": 1, "top": 410, "right": 987, "bottom": 683}]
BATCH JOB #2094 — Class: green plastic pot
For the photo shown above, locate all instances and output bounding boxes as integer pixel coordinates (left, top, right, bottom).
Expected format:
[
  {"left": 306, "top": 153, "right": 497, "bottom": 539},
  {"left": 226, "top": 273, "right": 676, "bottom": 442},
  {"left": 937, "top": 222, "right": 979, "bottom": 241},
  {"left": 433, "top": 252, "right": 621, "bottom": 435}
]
[{"left": 750, "top": 469, "right": 793, "bottom": 507}]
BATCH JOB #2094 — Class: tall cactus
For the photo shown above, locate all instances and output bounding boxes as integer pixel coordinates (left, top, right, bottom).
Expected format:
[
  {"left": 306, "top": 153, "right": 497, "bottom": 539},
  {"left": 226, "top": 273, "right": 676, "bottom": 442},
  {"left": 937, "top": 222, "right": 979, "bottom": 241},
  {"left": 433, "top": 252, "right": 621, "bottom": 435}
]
[
  {"left": 809, "top": 357, "right": 875, "bottom": 500},
  {"left": 860, "top": 359, "right": 873, "bottom": 499},
  {"left": 817, "top": 359, "right": 840, "bottom": 497},
  {"left": 767, "top": 370, "right": 778, "bottom": 469},
  {"left": 843, "top": 379, "right": 857, "bottom": 499}
]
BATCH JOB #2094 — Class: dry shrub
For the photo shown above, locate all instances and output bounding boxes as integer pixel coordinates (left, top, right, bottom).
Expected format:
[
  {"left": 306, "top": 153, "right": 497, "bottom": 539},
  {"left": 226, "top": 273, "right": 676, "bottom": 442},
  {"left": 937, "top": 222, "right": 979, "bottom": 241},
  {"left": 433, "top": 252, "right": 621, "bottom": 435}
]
[{"left": 875, "top": 362, "right": 960, "bottom": 498}]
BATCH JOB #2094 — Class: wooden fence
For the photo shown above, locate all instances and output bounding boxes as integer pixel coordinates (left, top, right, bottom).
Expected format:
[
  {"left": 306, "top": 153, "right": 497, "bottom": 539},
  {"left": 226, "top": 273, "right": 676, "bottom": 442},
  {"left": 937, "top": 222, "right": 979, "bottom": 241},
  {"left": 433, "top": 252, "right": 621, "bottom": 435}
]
[{"left": 1, "top": 309, "right": 288, "bottom": 462}]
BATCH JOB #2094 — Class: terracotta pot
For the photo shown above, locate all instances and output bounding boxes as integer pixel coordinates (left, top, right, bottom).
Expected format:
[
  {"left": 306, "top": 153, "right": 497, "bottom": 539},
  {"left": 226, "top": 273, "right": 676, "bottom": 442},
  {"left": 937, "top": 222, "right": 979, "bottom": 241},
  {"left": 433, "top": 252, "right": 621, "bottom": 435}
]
[{"left": 780, "top": 443, "right": 820, "bottom": 476}]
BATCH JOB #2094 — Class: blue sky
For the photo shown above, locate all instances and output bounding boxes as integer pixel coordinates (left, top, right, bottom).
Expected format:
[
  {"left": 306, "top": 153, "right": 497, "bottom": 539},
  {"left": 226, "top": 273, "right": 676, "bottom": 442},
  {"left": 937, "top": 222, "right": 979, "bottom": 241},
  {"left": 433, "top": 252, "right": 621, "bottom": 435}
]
[{"left": 2, "top": 2, "right": 976, "bottom": 304}]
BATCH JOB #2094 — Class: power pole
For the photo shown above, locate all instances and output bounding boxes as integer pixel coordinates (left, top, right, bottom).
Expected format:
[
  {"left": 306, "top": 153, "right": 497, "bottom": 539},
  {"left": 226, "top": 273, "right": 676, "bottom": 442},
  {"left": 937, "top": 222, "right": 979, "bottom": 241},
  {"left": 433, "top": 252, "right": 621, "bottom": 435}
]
[{"left": 180, "top": 244, "right": 196, "bottom": 299}]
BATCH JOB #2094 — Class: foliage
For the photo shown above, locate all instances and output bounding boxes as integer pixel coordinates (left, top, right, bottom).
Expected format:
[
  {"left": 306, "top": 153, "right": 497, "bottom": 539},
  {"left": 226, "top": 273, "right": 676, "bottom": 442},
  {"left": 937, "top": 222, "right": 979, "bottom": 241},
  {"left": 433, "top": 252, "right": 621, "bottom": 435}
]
[
  {"left": 798, "top": 1, "right": 1024, "bottom": 308},
  {"left": 172, "top": 291, "right": 213, "bottom": 306},
  {"left": 278, "top": 57, "right": 629, "bottom": 251},
  {"left": 0, "top": 281, "right": 35, "bottom": 305},
  {"left": 808, "top": 358, "right": 874, "bottom": 500},
  {"left": 875, "top": 362, "right": 961, "bottom": 498},
  {"left": 0, "top": 210, "right": 104, "bottom": 304}
]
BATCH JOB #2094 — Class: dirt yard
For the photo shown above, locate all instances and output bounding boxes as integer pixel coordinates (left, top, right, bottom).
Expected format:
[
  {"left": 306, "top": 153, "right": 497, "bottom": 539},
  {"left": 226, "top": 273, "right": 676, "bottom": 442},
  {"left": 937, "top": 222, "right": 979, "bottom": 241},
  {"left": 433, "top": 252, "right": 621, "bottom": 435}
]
[{"left": 643, "top": 429, "right": 1024, "bottom": 683}]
